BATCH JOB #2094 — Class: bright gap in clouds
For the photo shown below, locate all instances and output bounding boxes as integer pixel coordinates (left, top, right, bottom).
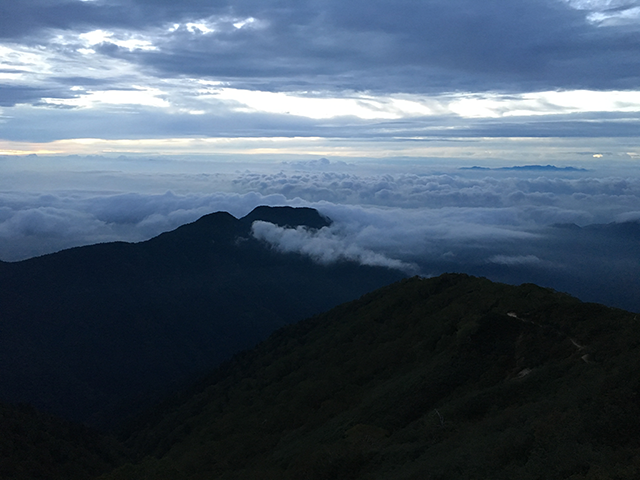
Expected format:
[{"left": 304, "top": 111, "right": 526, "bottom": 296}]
[
  {"left": 1, "top": 136, "right": 639, "bottom": 161},
  {"left": 42, "top": 87, "right": 170, "bottom": 109},
  {"left": 206, "top": 88, "right": 419, "bottom": 119},
  {"left": 563, "top": 0, "right": 640, "bottom": 25},
  {"left": 168, "top": 16, "right": 263, "bottom": 34},
  {"left": 205, "top": 88, "right": 640, "bottom": 120},
  {"left": 3, "top": 30, "right": 640, "bottom": 122},
  {"left": 78, "top": 30, "right": 157, "bottom": 51}
]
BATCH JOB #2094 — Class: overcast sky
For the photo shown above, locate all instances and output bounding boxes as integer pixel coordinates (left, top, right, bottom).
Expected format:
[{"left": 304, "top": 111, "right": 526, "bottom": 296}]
[
  {"left": 1, "top": 0, "right": 640, "bottom": 157},
  {"left": 1, "top": 1, "right": 639, "bottom": 311}
]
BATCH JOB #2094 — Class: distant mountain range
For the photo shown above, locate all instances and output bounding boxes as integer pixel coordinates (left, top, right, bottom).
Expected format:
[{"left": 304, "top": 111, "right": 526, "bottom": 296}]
[
  {"left": 460, "top": 165, "right": 588, "bottom": 172},
  {"left": 0, "top": 206, "right": 405, "bottom": 428},
  {"left": 3, "top": 273, "right": 640, "bottom": 480}
]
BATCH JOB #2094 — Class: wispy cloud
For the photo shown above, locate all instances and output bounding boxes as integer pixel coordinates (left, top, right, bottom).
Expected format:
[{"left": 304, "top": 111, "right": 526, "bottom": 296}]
[
  {"left": 1, "top": 158, "right": 638, "bottom": 311},
  {"left": 251, "top": 220, "right": 417, "bottom": 272}
]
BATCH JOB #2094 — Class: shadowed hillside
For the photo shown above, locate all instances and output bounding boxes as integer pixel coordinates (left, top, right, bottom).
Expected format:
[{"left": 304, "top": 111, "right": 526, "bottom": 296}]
[
  {"left": 96, "top": 274, "right": 640, "bottom": 480},
  {"left": 0, "top": 206, "right": 405, "bottom": 428},
  {"left": 0, "top": 401, "right": 126, "bottom": 480}
]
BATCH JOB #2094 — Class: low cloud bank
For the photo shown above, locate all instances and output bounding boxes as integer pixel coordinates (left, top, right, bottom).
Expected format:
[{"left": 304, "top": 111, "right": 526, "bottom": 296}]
[
  {"left": 2, "top": 166, "right": 639, "bottom": 266},
  {"left": 0, "top": 191, "right": 290, "bottom": 261},
  {"left": 1, "top": 162, "right": 639, "bottom": 311},
  {"left": 234, "top": 170, "right": 640, "bottom": 223},
  {"left": 251, "top": 220, "right": 417, "bottom": 273}
]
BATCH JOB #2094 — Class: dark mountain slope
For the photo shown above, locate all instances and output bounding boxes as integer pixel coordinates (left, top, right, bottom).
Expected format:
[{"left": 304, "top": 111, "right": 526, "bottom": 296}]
[
  {"left": 0, "top": 402, "right": 126, "bottom": 480},
  {"left": 0, "top": 206, "right": 404, "bottom": 428},
  {"left": 103, "top": 274, "right": 640, "bottom": 480}
]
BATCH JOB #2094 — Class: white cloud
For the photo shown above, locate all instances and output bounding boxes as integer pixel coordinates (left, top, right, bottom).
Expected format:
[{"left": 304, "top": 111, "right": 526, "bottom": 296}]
[
  {"left": 79, "top": 29, "right": 158, "bottom": 51},
  {"left": 232, "top": 169, "right": 640, "bottom": 223},
  {"left": 207, "top": 88, "right": 404, "bottom": 120},
  {"left": 0, "top": 206, "right": 100, "bottom": 238},
  {"left": 251, "top": 220, "right": 417, "bottom": 272},
  {"left": 0, "top": 188, "right": 289, "bottom": 260},
  {"left": 42, "top": 87, "right": 170, "bottom": 109},
  {"left": 563, "top": 0, "right": 640, "bottom": 26},
  {"left": 198, "top": 88, "right": 640, "bottom": 121},
  {"left": 615, "top": 210, "right": 640, "bottom": 222},
  {"left": 0, "top": 159, "right": 638, "bottom": 282}
]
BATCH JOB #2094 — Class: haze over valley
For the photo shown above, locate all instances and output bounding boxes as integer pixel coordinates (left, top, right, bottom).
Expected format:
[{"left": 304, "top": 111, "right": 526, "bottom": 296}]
[{"left": 2, "top": 156, "right": 639, "bottom": 313}]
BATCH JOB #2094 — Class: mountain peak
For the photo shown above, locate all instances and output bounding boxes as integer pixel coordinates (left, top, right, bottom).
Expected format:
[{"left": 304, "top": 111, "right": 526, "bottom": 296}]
[
  {"left": 241, "top": 205, "right": 332, "bottom": 230},
  {"left": 0, "top": 205, "right": 402, "bottom": 427}
]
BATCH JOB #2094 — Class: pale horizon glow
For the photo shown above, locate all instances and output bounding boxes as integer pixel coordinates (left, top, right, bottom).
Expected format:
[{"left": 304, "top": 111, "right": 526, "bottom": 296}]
[{"left": 2, "top": 136, "right": 639, "bottom": 160}]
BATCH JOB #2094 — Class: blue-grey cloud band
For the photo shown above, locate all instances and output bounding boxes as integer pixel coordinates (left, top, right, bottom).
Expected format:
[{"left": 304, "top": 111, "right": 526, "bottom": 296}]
[
  {"left": 1, "top": 159, "right": 638, "bottom": 311},
  {"left": 1, "top": 0, "right": 640, "bottom": 149},
  {"left": 2, "top": 0, "right": 639, "bottom": 93}
]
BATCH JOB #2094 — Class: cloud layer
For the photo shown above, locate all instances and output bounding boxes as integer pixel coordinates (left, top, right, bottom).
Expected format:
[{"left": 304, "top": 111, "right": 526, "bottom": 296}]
[
  {"left": 1, "top": 157, "right": 639, "bottom": 311},
  {"left": 1, "top": 0, "right": 640, "bottom": 154},
  {"left": 3, "top": 0, "right": 639, "bottom": 93},
  {"left": 251, "top": 220, "right": 416, "bottom": 272}
]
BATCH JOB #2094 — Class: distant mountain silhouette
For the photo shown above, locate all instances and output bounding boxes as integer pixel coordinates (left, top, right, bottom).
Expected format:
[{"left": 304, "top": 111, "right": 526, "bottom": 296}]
[
  {"left": 553, "top": 220, "right": 640, "bottom": 236},
  {"left": 0, "top": 206, "right": 404, "bottom": 428},
  {"left": 461, "top": 165, "right": 587, "bottom": 172}
]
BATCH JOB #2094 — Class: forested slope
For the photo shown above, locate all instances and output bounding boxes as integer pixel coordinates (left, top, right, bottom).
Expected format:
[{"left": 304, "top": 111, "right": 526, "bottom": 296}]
[{"left": 100, "top": 274, "right": 640, "bottom": 480}]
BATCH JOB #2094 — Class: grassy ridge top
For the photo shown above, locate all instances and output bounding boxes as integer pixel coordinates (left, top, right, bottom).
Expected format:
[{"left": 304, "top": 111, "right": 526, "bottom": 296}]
[{"left": 102, "top": 274, "right": 640, "bottom": 480}]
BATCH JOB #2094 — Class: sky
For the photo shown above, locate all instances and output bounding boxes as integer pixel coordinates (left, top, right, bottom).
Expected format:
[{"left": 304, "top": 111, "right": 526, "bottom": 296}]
[
  {"left": 1, "top": 0, "right": 640, "bottom": 311},
  {"left": 1, "top": 0, "right": 640, "bottom": 155}
]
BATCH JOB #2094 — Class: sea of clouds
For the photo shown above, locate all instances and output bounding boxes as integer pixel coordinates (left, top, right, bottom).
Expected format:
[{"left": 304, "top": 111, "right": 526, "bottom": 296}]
[{"left": 1, "top": 156, "right": 639, "bottom": 311}]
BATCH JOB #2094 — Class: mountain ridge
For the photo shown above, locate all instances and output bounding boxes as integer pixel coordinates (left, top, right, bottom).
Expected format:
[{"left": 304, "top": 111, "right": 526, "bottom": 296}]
[
  {"left": 101, "top": 273, "right": 640, "bottom": 480},
  {"left": 0, "top": 206, "right": 404, "bottom": 428},
  {"left": 2, "top": 273, "right": 640, "bottom": 479}
]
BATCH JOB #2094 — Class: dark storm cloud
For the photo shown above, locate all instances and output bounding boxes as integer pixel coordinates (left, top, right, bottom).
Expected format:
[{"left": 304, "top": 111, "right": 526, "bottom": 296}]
[
  {"left": 420, "top": 113, "right": 640, "bottom": 139},
  {"left": 0, "top": 85, "right": 64, "bottom": 107},
  {"left": 128, "top": 0, "right": 639, "bottom": 93},
  {"left": 3, "top": 0, "right": 640, "bottom": 94},
  {"left": 0, "top": 0, "right": 220, "bottom": 40},
  {"left": 0, "top": 105, "right": 326, "bottom": 142},
  {"left": 2, "top": 103, "right": 638, "bottom": 143},
  {"left": 0, "top": 1, "right": 112, "bottom": 40}
]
